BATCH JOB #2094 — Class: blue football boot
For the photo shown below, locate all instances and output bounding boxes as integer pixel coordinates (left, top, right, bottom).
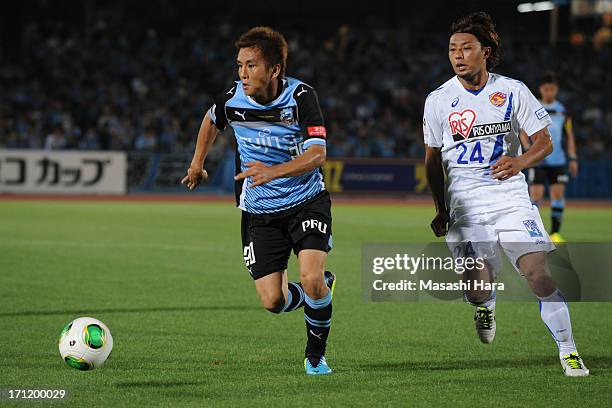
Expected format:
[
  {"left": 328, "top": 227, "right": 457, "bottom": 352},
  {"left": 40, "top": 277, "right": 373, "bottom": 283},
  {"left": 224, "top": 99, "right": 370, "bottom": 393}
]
[{"left": 304, "top": 355, "right": 332, "bottom": 375}]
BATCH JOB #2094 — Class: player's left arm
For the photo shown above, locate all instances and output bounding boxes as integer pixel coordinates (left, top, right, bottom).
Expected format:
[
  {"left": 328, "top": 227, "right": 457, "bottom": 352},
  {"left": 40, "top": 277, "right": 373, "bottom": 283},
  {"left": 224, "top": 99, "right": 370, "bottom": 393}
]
[
  {"left": 235, "top": 83, "right": 327, "bottom": 188},
  {"left": 234, "top": 145, "right": 326, "bottom": 188},
  {"left": 492, "top": 83, "right": 553, "bottom": 181},
  {"left": 491, "top": 128, "right": 552, "bottom": 181},
  {"left": 518, "top": 129, "right": 531, "bottom": 152},
  {"left": 564, "top": 116, "right": 578, "bottom": 177}
]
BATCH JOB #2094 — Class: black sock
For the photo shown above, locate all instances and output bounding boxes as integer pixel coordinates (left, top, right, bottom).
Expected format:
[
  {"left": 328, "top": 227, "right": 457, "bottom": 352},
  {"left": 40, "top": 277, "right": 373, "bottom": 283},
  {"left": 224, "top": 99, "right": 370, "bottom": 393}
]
[
  {"left": 303, "top": 290, "right": 332, "bottom": 364},
  {"left": 551, "top": 200, "right": 564, "bottom": 234},
  {"left": 282, "top": 282, "right": 305, "bottom": 312}
]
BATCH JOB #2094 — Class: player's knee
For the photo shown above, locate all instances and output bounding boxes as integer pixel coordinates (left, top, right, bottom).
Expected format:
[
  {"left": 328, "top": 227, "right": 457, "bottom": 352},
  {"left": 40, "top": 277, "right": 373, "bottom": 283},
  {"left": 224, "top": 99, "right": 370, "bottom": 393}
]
[
  {"left": 521, "top": 264, "right": 540, "bottom": 281},
  {"left": 519, "top": 259, "right": 546, "bottom": 281},
  {"left": 522, "top": 267, "right": 556, "bottom": 296},
  {"left": 300, "top": 273, "right": 326, "bottom": 298},
  {"left": 518, "top": 252, "right": 547, "bottom": 277},
  {"left": 259, "top": 294, "right": 284, "bottom": 314}
]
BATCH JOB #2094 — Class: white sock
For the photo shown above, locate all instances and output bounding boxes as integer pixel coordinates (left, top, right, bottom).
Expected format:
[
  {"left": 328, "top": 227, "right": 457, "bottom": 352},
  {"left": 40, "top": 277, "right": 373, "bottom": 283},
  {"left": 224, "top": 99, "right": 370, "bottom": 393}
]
[
  {"left": 465, "top": 289, "right": 496, "bottom": 308},
  {"left": 481, "top": 289, "right": 496, "bottom": 309},
  {"left": 538, "top": 289, "right": 577, "bottom": 358}
]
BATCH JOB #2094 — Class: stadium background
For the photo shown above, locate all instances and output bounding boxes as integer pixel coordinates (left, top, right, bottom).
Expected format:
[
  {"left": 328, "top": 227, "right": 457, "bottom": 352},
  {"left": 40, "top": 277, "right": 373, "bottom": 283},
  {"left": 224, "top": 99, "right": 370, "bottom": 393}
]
[
  {"left": 1, "top": 0, "right": 610, "bottom": 196},
  {"left": 1, "top": 1, "right": 611, "bottom": 407}
]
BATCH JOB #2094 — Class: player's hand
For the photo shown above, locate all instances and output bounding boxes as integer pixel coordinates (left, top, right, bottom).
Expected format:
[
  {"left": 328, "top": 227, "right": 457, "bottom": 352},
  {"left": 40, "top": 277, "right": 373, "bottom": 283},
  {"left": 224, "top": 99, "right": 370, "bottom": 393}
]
[
  {"left": 234, "top": 161, "right": 277, "bottom": 188},
  {"left": 490, "top": 155, "right": 525, "bottom": 181},
  {"left": 181, "top": 166, "right": 208, "bottom": 190},
  {"left": 569, "top": 160, "right": 578, "bottom": 178},
  {"left": 431, "top": 211, "right": 450, "bottom": 237}
]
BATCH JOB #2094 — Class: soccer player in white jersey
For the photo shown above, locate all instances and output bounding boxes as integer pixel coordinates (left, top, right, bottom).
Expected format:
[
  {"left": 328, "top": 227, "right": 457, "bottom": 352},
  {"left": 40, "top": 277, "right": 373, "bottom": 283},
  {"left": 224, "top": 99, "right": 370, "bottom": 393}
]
[{"left": 422, "top": 12, "right": 588, "bottom": 376}]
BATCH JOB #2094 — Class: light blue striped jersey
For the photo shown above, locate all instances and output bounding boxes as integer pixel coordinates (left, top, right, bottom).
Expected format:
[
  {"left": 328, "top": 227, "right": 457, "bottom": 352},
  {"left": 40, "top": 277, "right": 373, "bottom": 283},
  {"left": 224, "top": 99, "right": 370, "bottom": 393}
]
[
  {"left": 539, "top": 100, "right": 569, "bottom": 167},
  {"left": 207, "top": 77, "right": 327, "bottom": 214}
]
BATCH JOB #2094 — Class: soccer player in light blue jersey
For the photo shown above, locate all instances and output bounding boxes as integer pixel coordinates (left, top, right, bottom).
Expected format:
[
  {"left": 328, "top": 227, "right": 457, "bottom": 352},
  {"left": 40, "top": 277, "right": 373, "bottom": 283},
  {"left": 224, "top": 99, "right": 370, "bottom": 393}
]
[
  {"left": 524, "top": 73, "right": 578, "bottom": 243},
  {"left": 182, "top": 27, "right": 335, "bottom": 375}
]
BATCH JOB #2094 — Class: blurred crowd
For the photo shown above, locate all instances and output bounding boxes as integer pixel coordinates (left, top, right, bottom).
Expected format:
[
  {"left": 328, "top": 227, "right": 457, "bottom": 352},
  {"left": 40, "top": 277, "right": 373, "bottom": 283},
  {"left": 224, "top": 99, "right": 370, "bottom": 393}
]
[{"left": 0, "top": 14, "right": 610, "bottom": 159}]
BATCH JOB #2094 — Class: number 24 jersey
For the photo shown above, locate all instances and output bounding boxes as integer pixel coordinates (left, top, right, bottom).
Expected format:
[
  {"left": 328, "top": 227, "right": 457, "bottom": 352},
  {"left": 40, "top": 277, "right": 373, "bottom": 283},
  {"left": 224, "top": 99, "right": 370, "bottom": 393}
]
[{"left": 423, "top": 73, "right": 552, "bottom": 219}]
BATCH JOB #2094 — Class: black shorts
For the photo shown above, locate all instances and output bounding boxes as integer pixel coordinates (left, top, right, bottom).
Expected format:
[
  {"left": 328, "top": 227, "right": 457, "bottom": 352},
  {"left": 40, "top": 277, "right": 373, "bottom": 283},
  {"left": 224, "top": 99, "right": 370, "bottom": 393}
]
[
  {"left": 528, "top": 166, "right": 569, "bottom": 185},
  {"left": 241, "top": 191, "right": 333, "bottom": 280}
]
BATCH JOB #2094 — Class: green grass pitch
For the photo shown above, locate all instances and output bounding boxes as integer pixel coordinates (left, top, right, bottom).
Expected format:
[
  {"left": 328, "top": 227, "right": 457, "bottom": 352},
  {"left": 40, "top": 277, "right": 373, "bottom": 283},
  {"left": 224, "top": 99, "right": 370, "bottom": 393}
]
[{"left": 1, "top": 199, "right": 611, "bottom": 407}]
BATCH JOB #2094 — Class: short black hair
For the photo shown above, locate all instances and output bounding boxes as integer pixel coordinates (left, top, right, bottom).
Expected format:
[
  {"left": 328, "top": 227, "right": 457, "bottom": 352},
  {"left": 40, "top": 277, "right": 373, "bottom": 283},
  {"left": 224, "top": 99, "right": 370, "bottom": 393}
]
[
  {"left": 235, "top": 27, "right": 288, "bottom": 77},
  {"left": 539, "top": 71, "right": 559, "bottom": 85},
  {"left": 451, "top": 12, "right": 501, "bottom": 70}
]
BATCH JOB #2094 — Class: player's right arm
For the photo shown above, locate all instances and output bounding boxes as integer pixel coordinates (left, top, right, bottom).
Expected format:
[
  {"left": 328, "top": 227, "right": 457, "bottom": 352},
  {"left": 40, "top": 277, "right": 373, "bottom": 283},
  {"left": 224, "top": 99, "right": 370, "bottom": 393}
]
[
  {"left": 425, "top": 146, "right": 449, "bottom": 237},
  {"left": 182, "top": 114, "right": 218, "bottom": 190},
  {"left": 182, "top": 85, "right": 234, "bottom": 190},
  {"left": 423, "top": 95, "right": 449, "bottom": 237}
]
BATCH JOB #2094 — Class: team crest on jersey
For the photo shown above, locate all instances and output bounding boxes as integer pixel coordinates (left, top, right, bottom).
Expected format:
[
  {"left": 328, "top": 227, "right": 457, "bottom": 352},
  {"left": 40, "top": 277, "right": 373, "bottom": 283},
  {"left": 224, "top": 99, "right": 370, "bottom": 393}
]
[
  {"left": 489, "top": 92, "right": 507, "bottom": 107},
  {"left": 280, "top": 107, "right": 295, "bottom": 125},
  {"left": 523, "top": 219, "right": 543, "bottom": 238}
]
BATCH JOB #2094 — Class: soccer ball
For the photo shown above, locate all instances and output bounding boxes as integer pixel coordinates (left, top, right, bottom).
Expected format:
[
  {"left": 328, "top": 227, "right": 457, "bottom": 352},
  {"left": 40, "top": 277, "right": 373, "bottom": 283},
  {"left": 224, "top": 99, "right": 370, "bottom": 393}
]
[{"left": 58, "top": 317, "right": 113, "bottom": 370}]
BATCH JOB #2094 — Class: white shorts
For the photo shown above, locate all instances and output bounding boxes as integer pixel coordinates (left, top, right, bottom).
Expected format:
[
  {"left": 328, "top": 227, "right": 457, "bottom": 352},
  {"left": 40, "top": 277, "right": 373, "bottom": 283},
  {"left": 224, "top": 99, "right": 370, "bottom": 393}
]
[{"left": 446, "top": 205, "right": 555, "bottom": 277}]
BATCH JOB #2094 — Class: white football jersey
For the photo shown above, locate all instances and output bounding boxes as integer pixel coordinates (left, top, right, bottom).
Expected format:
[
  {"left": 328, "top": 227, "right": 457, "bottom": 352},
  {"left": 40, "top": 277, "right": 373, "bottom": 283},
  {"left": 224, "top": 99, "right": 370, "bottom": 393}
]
[{"left": 423, "top": 73, "right": 552, "bottom": 220}]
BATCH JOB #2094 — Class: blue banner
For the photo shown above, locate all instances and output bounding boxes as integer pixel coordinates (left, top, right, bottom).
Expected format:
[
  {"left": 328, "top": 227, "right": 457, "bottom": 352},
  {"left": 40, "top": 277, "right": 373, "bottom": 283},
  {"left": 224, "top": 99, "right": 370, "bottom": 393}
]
[{"left": 322, "top": 159, "right": 426, "bottom": 193}]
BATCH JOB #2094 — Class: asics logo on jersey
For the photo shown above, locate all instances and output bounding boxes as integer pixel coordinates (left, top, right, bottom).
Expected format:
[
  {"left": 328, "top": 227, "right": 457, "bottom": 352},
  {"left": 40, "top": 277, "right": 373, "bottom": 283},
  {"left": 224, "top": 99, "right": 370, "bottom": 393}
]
[
  {"left": 297, "top": 87, "right": 308, "bottom": 96},
  {"left": 451, "top": 97, "right": 459, "bottom": 107},
  {"left": 448, "top": 109, "right": 476, "bottom": 139},
  {"left": 302, "top": 219, "right": 327, "bottom": 234},
  {"left": 235, "top": 110, "right": 246, "bottom": 120}
]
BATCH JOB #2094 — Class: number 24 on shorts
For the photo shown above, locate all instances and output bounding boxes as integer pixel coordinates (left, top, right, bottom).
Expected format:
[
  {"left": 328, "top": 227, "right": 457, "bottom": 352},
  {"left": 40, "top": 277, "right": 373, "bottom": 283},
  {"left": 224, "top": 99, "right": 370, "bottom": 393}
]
[{"left": 456, "top": 135, "right": 504, "bottom": 164}]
